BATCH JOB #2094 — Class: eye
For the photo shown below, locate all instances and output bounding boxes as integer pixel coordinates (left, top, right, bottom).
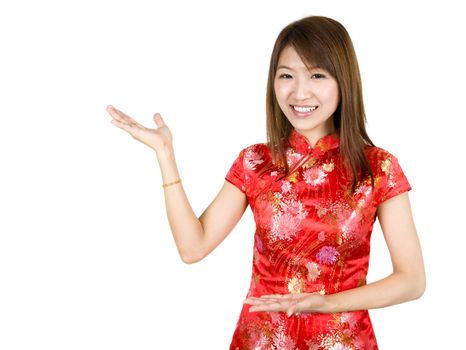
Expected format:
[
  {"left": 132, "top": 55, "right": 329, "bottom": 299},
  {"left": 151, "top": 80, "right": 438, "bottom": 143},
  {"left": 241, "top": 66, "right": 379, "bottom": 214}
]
[
  {"left": 278, "top": 73, "right": 292, "bottom": 79},
  {"left": 311, "top": 73, "right": 325, "bottom": 79}
]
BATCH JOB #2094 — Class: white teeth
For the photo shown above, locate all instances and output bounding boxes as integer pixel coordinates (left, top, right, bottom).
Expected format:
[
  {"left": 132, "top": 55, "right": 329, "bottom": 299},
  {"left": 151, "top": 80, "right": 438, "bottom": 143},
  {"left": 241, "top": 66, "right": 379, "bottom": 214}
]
[{"left": 292, "top": 105, "right": 318, "bottom": 112}]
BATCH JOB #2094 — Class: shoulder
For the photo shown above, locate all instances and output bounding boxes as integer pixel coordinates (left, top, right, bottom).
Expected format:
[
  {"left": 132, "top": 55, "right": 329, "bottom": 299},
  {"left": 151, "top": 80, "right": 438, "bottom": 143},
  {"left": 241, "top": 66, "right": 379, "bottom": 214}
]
[
  {"left": 238, "top": 142, "right": 271, "bottom": 171},
  {"left": 240, "top": 142, "right": 270, "bottom": 154},
  {"left": 363, "top": 145, "right": 412, "bottom": 205},
  {"left": 235, "top": 142, "right": 271, "bottom": 157},
  {"left": 364, "top": 144, "right": 395, "bottom": 159},
  {"left": 363, "top": 145, "right": 400, "bottom": 172},
  {"left": 363, "top": 145, "right": 410, "bottom": 187}
]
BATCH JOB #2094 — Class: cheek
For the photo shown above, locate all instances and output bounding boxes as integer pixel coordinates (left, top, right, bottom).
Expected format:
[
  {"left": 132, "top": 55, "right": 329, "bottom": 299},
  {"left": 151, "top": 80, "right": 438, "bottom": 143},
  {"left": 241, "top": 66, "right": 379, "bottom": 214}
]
[
  {"left": 321, "top": 84, "right": 340, "bottom": 105},
  {"left": 274, "top": 81, "right": 288, "bottom": 102},
  {"left": 330, "top": 81, "right": 340, "bottom": 105}
]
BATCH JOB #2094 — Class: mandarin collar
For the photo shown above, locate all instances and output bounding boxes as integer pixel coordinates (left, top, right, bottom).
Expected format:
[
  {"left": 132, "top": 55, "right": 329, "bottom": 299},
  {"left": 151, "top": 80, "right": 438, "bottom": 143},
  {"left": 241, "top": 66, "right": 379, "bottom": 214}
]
[{"left": 288, "top": 129, "right": 340, "bottom": 157}]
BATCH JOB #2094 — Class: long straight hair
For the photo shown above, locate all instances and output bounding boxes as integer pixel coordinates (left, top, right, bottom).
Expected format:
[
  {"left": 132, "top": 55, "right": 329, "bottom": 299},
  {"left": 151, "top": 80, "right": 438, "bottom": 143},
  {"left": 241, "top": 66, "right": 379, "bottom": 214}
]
[{"left": 265, "top": 15, "right": 375, "bottom": 194}]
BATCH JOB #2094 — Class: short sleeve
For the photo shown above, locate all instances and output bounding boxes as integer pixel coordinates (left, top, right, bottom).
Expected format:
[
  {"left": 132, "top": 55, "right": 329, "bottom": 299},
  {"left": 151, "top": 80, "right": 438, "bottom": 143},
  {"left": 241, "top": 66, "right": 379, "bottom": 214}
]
[
  {"left": 225, "top": 148, "right": 247, "bottom": 194},
  {"left": 374, "top": 150, "right": 412, "bottom": 207}
]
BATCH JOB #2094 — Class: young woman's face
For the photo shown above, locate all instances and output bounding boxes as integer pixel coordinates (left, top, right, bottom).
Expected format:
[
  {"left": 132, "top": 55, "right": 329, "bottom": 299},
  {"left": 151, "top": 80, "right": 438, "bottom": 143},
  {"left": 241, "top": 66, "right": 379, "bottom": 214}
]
[{"left": 274, "top": 45, "right": 340, "bottom": 144}]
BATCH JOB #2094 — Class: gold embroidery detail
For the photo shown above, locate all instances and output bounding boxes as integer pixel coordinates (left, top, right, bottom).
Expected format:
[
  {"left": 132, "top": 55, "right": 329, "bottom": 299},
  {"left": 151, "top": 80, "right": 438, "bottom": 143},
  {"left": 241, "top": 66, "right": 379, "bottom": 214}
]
[
  {"left": 254, "top": 274, "right": 260, "bottom": 285},
  {"left": 341, "top": 331, "right": 353, "bottom": 346},
  {"left": 381, "top": 158, "right": 391, "bottom": 174},
  {"left": 305, "top": 261, "right": 321, "bottom": 282},
  {"left": 254, "top": 248, "right": 260, "bottom": 264},
  {"left": 322, "top": 161, "right": 335, "bottom": 172},
  {"left": 287, "top": 171, "right": 299, "bottom": 183},
  {"left": 335, "top": 233, "right": 343, "bottom": 245},
  {"left": 317, "top": 207, "right": 327, "bottom": 218},
  {"left": 267, "top": 191, "right": 281, "bottom": 207},
  {"left": 302, "top": 157, "right": 316, "bottom": 169},
  {"left": 287, "top": 275, "right": 305, "bottom": 293},
  {"left": 357, "top": 277, "right": 367, "bottom": 287}
]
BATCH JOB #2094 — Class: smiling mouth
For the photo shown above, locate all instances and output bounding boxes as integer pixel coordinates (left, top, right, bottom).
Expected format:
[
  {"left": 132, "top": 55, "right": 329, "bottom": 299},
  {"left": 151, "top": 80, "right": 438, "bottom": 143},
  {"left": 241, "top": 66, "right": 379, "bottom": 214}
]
[{"left": 290, "top": 105, "right": 319, "bottom": 112}]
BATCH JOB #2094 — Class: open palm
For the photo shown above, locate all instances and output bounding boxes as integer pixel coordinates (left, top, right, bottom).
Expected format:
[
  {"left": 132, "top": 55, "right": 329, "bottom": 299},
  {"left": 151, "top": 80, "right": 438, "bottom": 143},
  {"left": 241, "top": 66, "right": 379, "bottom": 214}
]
[
  {"left": 106, "top": 105, "right": 172, "bottom": 153},
  {"left": 244, "top": 292, "right": 327, "bottom": 317}
]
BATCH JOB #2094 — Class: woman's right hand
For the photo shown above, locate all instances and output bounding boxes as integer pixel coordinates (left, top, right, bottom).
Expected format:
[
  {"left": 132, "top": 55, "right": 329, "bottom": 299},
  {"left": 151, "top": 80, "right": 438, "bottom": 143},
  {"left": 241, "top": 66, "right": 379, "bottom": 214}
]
[{"left": 106, "top": 105, "right": 172, "bottom": 154}]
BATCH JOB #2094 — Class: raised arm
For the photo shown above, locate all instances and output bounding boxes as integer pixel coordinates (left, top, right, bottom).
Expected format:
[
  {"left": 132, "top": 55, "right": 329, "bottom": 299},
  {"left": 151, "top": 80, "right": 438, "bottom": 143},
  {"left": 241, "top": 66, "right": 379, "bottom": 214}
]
[
  {"left": 106, "top": 105, "right": 248, "bottom": 264},
  {"left": 157, "top": 145, "right": 248, "bottom": 263}
]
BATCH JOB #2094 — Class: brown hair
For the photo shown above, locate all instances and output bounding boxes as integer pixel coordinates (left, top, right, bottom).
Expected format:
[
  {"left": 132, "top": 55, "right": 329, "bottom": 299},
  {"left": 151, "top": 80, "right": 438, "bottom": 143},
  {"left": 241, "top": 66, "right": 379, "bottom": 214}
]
[{"left": 265, "top": 15, "right": 375, "bottom": 194}]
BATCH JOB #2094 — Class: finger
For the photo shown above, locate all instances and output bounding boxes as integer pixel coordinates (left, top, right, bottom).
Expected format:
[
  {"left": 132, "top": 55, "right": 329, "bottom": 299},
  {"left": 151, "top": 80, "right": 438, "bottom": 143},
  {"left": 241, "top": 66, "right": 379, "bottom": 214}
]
[
  {"left": 249, "top": 302, "right": 284, "bottom": 313},
  {"left": 286, "top": 301, "right": 299, "bottom": 317},
  {"left": 107, "top": 105, "right": 142, "bottom": 127},
  {"left": 153, "top": 113, "right": 165, "bottom": 127},
  {"left": 107, "top": 105, "right": 125, "bottom": 122},
  {"left": 244, "top": 296, "right": 285, "bottom": 304},
  {"left": 291, "top": 293, "right": 303, "bottom": 299},
  {"left": 244, "top": 298, "right": 278, "bottom": 305},
  {"left": 114, "top": 107, "right": 137, "bottom": 124},
  {"left": 106, "top": 105, "right": 126, "bottom": 120},
  {"left": 262, "top": 293, "right": 300, "bottom": 299},
  {"left": 110, "top": 119, "right": 136, "bottom": 133},
  {"left": 260, "top": 294, "right": 286, "bottom": 299}
]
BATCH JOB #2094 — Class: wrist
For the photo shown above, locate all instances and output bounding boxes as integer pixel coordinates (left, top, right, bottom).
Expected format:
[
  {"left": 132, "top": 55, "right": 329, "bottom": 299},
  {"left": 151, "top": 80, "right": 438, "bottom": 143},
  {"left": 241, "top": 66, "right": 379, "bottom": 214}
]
[
  {"left": 156, "top": 145, "right": 175, "bottom": 160},
  {"left": 318, "top": 294, "right": 338, "bottom": 314}
]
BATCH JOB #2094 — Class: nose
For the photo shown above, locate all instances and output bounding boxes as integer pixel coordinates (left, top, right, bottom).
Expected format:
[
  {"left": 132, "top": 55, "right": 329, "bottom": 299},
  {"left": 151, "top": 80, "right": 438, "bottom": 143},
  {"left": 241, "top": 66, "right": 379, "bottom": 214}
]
[{"left": 293, "top": 76, "right": 313, "bottom": 100}]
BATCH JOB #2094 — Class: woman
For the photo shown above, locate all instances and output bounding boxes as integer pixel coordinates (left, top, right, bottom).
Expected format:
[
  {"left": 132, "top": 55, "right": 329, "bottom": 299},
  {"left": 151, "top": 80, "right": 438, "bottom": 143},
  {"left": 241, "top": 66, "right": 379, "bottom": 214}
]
[{"left": 106, "top": 15, "right": 425, "bottom": 350}]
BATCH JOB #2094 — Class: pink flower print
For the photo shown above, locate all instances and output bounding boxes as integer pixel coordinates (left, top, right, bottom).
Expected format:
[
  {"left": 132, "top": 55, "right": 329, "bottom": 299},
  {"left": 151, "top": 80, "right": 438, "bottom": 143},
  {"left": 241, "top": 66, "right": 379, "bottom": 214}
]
[
  {"left": 354, "top": 183, "right": 371, "bottom": 196},
  {"left": 255, "top": 193, "right": 274, "bottom": 231},
  {"left": 305, "top": 261, "right": 321, "bottom": 282},
  {"left": 280, "top": 198, "right": 307, "bottom": 220},
  {"left": 316, "top": 246, "right": 339, "bottom": 265},
  {"left": 254, "top": 334, "right": 269, "bottom": 348},
  {"left": 329, "top": 343, "right": 351, "bottom": 350},
  {"left": 340, "top": 312, "right": 358, "bottom": 331},
  {"left": 303, "top": 167, "right": 328, "bottom": 186},
  {"left": 318, "top": 231, "right": 326, "bottom": 241},
  {"left": 255, "top": 235, "right": 264, "bottom": 253},
  {"left": 271, "top": 212, "right": 301, "bottom": 241},
  {"left": 244, "top": 148, "right": 264, "bottom": 171},
  {"left": 270, "top": 311, "right": 281, "bottom": 325},
  {"left": 305, "top": 340, "right": 320, "bottom": 350},
  {"left": 286, "top": 149, "right": 302, "bottom": 168},
  {"left": 335, "top": 204, "right": 365, "bottom": 240},
  {"left": 281, "top": 180, "right": 292, "bottom": 193},
  {"left": 272, "top": 331, "right": 296, "bottom": 350}
]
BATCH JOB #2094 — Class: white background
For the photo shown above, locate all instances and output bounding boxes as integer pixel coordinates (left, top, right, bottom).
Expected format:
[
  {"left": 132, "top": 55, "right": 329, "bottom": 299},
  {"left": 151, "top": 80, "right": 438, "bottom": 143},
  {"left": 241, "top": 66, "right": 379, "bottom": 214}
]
[{"left": 0, "top": 0, "right": 463, "bottom": 349}]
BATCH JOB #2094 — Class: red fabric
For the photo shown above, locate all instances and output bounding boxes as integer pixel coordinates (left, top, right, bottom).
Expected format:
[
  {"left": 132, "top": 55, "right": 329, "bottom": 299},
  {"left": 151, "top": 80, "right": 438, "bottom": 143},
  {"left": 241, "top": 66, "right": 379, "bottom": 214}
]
[{"left": 225, "top": 129, "right": 411, "bottom": 350}]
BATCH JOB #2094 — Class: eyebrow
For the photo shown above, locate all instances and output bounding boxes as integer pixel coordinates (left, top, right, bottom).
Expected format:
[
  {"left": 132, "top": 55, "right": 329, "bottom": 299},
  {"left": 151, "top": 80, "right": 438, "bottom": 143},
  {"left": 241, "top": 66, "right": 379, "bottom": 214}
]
[{"left": 277, "top": 64, "right": 320, "bottom": 71}]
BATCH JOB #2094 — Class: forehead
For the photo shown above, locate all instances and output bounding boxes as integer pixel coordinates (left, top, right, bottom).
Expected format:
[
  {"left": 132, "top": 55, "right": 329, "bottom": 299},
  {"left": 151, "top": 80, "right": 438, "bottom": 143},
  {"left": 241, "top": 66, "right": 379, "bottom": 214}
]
[{"left": 277, "top": 46, "right": 318, "bottom": 71}]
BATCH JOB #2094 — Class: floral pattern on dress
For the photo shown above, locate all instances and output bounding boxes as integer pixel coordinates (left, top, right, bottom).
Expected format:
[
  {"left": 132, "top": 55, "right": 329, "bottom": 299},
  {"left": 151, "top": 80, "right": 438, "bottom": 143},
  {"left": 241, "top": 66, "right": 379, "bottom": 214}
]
[
  {"left": 273, "top": 331, "right": 297, "bottom": 350},
  {"left": 316, "top": 246, "right": 340, "bottom": 265},
  {"left": 244, "top": 147, "right": 265, "bottom": 171},
  {"left": 303, "top": 166, "right": 328, "bottom": 186},
  {"left": 226, "top": 129, "right": 412, "bottom": 350}
]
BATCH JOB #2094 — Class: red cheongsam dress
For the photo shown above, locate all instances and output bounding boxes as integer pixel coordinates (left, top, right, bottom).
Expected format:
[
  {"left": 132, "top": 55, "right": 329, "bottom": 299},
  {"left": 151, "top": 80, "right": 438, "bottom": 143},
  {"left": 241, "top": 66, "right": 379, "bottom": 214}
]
[{"left": 225, "top": 129, "right": 412, "bottom": 350}]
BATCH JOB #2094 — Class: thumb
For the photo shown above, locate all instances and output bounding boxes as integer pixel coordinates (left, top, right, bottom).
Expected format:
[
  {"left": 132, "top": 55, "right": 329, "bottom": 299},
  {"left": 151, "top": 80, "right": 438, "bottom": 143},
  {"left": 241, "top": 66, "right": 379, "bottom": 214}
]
[
  {"left": 287, "top": 301, "right": 298, "bottom": 317},
  {"left": 153, "top": 113, "right": 164, "bottom": 127}
]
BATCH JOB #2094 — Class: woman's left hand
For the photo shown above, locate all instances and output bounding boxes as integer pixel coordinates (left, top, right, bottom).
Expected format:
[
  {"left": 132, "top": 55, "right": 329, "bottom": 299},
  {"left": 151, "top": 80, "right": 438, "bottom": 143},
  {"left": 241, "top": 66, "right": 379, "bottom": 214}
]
[{"left": 243, "top": 292, "right": 327, "bottom": 317}]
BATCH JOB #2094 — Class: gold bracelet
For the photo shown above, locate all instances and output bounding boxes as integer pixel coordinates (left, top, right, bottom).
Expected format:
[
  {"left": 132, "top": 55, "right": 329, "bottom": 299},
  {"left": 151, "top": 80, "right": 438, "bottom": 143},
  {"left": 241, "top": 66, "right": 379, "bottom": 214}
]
[{"left": 162, "top": 178, "right": 182, "bottom": 188}]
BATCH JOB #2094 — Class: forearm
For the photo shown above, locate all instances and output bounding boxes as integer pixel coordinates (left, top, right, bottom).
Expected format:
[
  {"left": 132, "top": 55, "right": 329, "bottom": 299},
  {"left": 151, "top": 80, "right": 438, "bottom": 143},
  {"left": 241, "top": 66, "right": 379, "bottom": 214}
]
[
  {"left": 317, "top": 272, "right": 425, "bottom": 314},
  {"left": 156, "top": 145, "right": 204, "bottom": 263}
]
